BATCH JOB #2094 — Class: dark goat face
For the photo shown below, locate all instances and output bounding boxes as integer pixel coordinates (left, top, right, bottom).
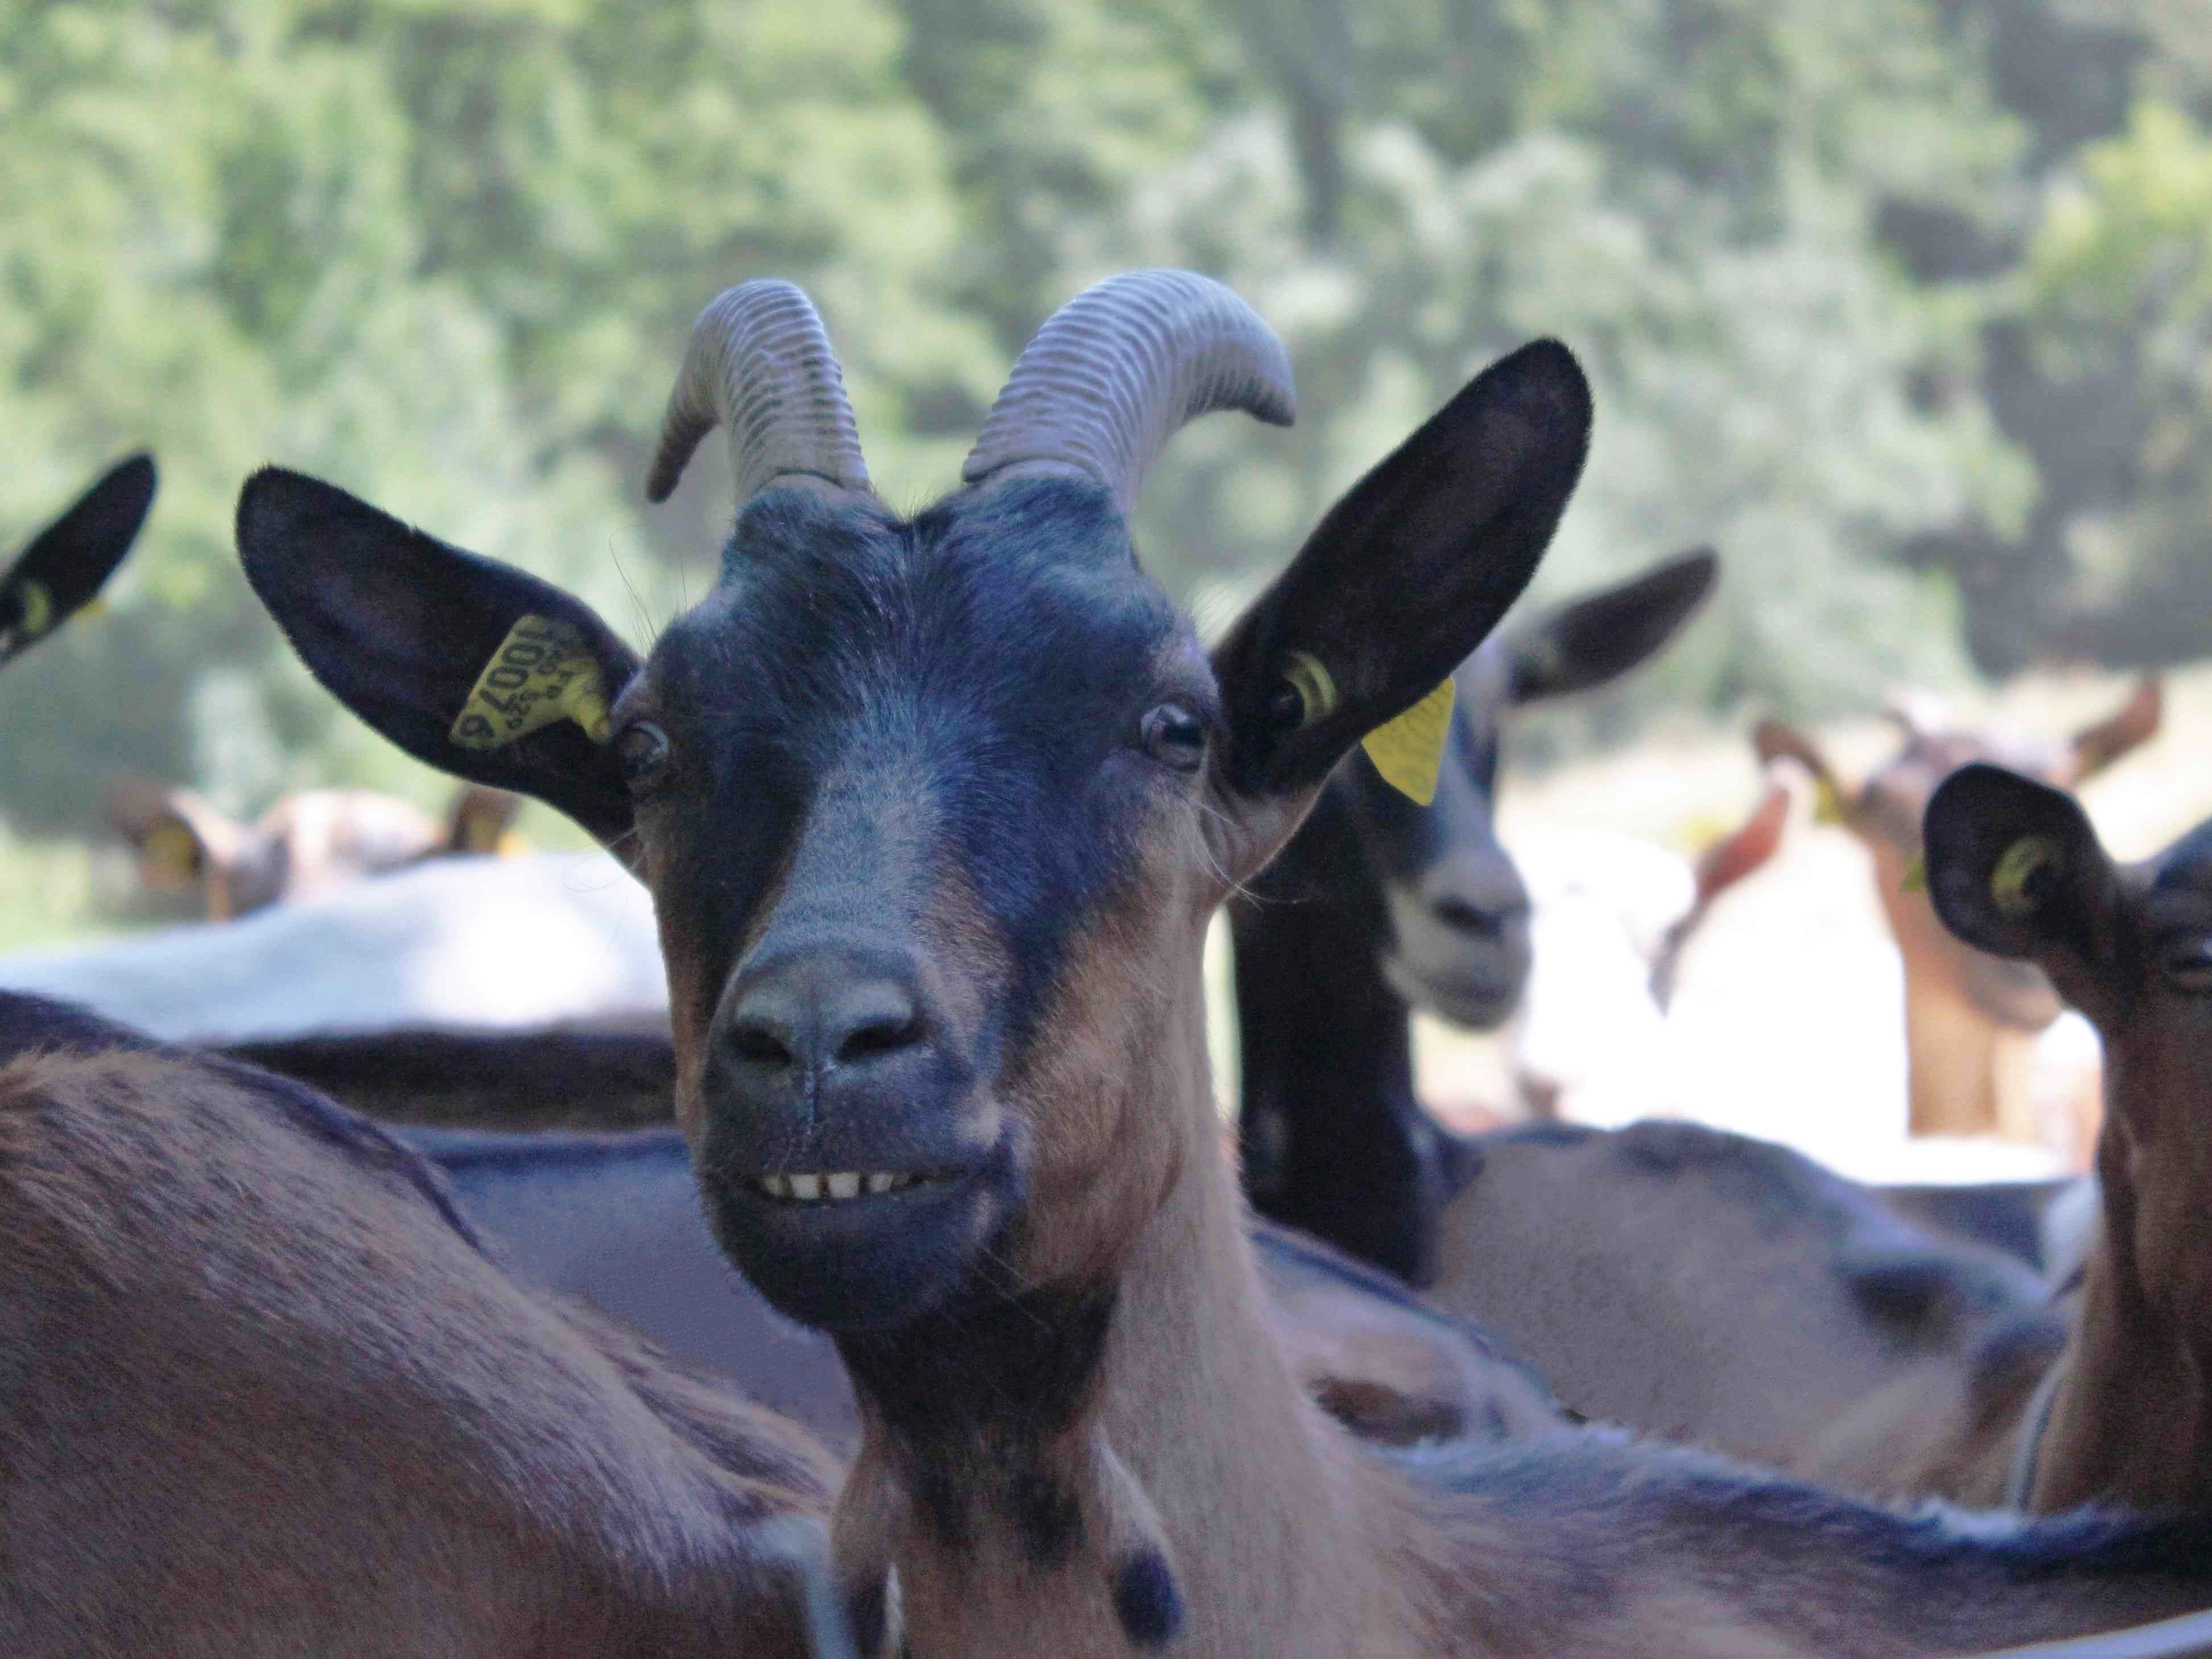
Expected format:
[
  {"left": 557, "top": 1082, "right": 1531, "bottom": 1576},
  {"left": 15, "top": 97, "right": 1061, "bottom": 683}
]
[
  {"left": 1335, "top": 550, "right": 1716, "bottom": 1030},
  {"left": 237, "top": 274, "right": 1591, "bottom": 1334},
  {"left": 622, "top": 481, "right": 1218, "bottom": 1324},
  {"left": 1926, "top": 766, "right": 2212, "bottom": 1317}
]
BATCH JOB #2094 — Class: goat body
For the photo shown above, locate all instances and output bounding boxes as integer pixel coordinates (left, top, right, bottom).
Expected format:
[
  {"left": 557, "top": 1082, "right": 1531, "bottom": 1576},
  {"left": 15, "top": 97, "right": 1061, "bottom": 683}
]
[
  {"left": 0, "top": 851, "right": 666, "bottom": 1043},
  {"left": 0, "top": 997, "right": 837, "bottom": 1658}
]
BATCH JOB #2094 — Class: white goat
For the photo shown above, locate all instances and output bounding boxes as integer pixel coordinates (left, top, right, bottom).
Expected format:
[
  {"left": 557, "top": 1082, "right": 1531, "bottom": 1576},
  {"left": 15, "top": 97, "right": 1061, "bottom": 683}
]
[{"left": 0, "top": 852, "right": 666, "bottom": 1042}]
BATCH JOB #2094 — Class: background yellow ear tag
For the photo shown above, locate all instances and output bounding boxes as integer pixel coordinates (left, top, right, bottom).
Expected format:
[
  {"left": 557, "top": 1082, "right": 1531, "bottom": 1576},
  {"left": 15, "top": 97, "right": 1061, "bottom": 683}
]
[
  {"left": 449, "top": 615, "right": 613, "bottom": 752},
  {"left": 1812, "top": 777, "right": 1847, "bottom": 825},
  {"left": 141, "top": 818, "right": 203, "bottom": 885},
  {"left": 1991, "top": 835, "right": 2061, "bottom": 921},
  {"left": 1362, "top": 678, "right": 1455, "bottom": 806},
  {"left": 16, "top": 580, "right": 52, "bottom": 639}
]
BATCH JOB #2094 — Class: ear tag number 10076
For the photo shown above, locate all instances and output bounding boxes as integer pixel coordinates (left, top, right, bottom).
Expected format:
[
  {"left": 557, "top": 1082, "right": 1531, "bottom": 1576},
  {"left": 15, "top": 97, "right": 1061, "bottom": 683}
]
[{"left": 450, "top": 615, "right": 614, "bottom": 751}]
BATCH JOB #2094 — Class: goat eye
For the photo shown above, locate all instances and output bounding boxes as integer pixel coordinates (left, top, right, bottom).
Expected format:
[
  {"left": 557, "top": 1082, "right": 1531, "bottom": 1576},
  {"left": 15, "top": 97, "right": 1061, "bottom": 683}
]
[
  {"left": 2161, "top": 936, "right": 2212, "bottom": 994},
  {"left": 1140, "top": 704, "right": 1206, "bottom": 771},
  {"left": 616, "top": 723, "right": 671, "bottom": 793}
]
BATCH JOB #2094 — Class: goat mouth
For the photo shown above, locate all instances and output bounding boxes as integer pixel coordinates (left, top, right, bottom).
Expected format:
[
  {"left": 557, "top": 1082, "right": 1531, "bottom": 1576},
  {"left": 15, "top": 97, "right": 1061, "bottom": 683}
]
[
  {"left": 703, "top": 1137, "right": 1018, "bottom": 1333},
  {"left": 752, "top": 1169, "right": 961, "bottom": 1203},
  {"left": 1380, "top": 955, "right": 1522, "bottom": 1029}
]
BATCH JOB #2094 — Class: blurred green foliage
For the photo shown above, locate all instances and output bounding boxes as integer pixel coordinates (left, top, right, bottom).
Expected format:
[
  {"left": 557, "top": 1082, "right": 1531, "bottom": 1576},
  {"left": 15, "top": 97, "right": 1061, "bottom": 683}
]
[{"left": 2, "top": 0, "right": 2209, "bottom": 836}]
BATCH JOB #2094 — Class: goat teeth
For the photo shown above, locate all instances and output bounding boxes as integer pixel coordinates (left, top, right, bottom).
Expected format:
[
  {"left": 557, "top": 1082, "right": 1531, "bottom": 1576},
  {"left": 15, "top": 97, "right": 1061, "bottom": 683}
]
[
  {"left": 826, "top": 1172, "right": 861, "bottom": 1200},
  {"left": 788, "top": 1173, "right": 822, "bottom": 1202},
  {"left": 865, "top": 1172, "right": 897, "bottom": 1195},
  {"left": 760, "top": 1174, "right": 790, "bottom": 1199}
]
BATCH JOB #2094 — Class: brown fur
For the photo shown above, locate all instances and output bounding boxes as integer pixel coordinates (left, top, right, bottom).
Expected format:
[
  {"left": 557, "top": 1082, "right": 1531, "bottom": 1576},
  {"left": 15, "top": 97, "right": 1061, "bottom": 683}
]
[
  {"left": 1812, "top": 778, "right": 2212, "bottom": 1513},
  {"left": 1419, "top": 1117, "right": 2057, "bottom": 1496},
  {"left": 831, "top": 938, "right": 2211, "bottom": 1655},
  {"left": 1798, "top": 1303, "right": 2071, "bottom": 1505},
  {"left": 0, "top": 1047, "right": 837, "bottom": 1658},
  {"left": 2021, "top": 849, "right": 2212, "bottom": 1512},
  {"left": 770, "top": 780, "right": 2210, "bottom": 1656}
]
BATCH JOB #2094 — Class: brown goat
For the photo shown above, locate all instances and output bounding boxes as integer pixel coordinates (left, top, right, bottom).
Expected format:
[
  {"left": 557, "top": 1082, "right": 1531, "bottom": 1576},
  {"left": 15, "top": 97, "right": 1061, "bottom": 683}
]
[
  {"left": 0, "top": 1001, "right": 843, "bottom": 1657},
  {"left": 107, "top": 774, "right": 522, "bottom": 919},
  {"left": 241, "top": 271, "right": 2212, "bottom": 1656},
  {"left": 1757, "top": 682, "right": 2160, "bottom": 1152},
  {"left": 1916, "top": 765, "right": 2212, "bottom": 1513}
]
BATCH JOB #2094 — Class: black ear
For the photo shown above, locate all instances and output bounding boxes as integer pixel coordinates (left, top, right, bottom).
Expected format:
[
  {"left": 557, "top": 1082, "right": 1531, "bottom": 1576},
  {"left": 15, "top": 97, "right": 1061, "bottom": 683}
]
[
  {"left": 1213, "top": 339, "right": 1591, "bottom": 799},
  {"left": 1924, "top": 763, "right": 2116, "bottom": 969},
  {"left": 1, "top": 453, "right": 157, "bottom": 665},
  {"left": 1505, "top": 547, "right": 1716, "bottom": 705},
  {"left": 236, "top": 468, "right": 640, "bottom": 845}
]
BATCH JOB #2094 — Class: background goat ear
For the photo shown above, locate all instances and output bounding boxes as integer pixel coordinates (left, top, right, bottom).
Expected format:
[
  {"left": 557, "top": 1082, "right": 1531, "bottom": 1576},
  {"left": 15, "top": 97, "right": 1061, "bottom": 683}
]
[
  {"left": 2067, "top": 672, "right": 2161, "bottom": 785},
  {"left": 1923, "top": 762, "right": 2116, "bottom": 972},
  {"left": 1212, "top": 338, "right": 1591, "bottom": 801},
  {"left": 444, "top": 783, "right": 525, "bottom": 856},
  {"left": 236, "top": 468, "right": 640, "bottom": 846},
  {"left": 1752, "top": 717, "right": 1850, "bottom": 824},
  {"left": 105, "top": 777, "right": 237, "bottom": 892},
  {"left": 1505, "top": 546, "right": 1716, "bottom": 705},
  {"left": 1, "top": 452, "right": 157, "bottom": 661}
]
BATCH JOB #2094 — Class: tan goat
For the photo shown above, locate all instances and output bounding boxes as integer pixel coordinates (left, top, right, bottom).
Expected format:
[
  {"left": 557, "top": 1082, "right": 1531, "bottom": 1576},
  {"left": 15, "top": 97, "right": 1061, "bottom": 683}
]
[{"left": 1880, "top": 762, "right": 2212, "bottom": 1513}]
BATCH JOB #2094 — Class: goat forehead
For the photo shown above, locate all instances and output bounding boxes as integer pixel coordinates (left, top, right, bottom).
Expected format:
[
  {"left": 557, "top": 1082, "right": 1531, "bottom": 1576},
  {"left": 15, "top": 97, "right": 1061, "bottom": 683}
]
[{"left": 653, "top": 482, "right": 1184, "bottom": 743}]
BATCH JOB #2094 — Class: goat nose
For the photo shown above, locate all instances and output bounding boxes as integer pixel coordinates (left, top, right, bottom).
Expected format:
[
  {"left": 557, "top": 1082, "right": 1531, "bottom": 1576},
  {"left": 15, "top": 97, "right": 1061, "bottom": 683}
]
[
  {"left": 1422, "top": 860, "right": 1529, "bottom": 938},
  {"left": 721, "top": 951, "right": 930, "bottom": 1074}
]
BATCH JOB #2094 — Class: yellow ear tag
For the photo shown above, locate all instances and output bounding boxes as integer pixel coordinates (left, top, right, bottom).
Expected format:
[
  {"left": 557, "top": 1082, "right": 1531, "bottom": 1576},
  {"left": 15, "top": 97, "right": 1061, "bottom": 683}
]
[
  {"left": 141, "top": 818, "right": 203, "bottom": 886},
  {"left": 1362, "top": 678, "right": 1456, "bottom": 806},
  {"left": 1991, "top": 835, "right": 2060, "bottom": 921},
  {"left": 1812, "top": 776, "right": 1846, "bottom": 826},
  {"left": 16, "top": 580, "right": 52, "bottom": 639},
  {"left": 449, "top": 615, "right": 614, "bottom": 752},
  {"left": 1900, "top": 852, "right": 1927, "bottom": 893},
  {"left": 1283, "top": 650, "right": 1341, "bottom": 725}
]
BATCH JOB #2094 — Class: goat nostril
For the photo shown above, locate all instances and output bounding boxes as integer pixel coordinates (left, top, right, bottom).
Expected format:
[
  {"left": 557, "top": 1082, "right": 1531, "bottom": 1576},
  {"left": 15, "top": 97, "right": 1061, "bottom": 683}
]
[
  {"left": 729, "top": 1024, "right": 797, "bottom": 1067},
  {"left": 836, "top": 1014, "right": 923, "bottom": 1065},
  {"left": 1432, "top": 896, "right": 1494, "bottom": 935}
]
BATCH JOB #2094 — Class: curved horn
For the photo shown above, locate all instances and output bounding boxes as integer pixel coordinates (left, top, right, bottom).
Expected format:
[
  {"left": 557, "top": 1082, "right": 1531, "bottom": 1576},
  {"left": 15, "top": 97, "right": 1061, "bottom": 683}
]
[
  {"left": 961, "top": 270, "right": 1295, "bottom": 513},
  {"left": 645, "top": 280, "right": 870, "bottom": 505}
]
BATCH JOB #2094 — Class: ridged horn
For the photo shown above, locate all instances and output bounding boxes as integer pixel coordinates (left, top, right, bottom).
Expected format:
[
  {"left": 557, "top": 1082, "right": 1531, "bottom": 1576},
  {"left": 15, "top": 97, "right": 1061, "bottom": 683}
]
[
  {"left": 645, "top": 280, "right": 870, "bottom": 505},
  {"left": 961, "top": 270, "right": 1295, "bottom": 513}
]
